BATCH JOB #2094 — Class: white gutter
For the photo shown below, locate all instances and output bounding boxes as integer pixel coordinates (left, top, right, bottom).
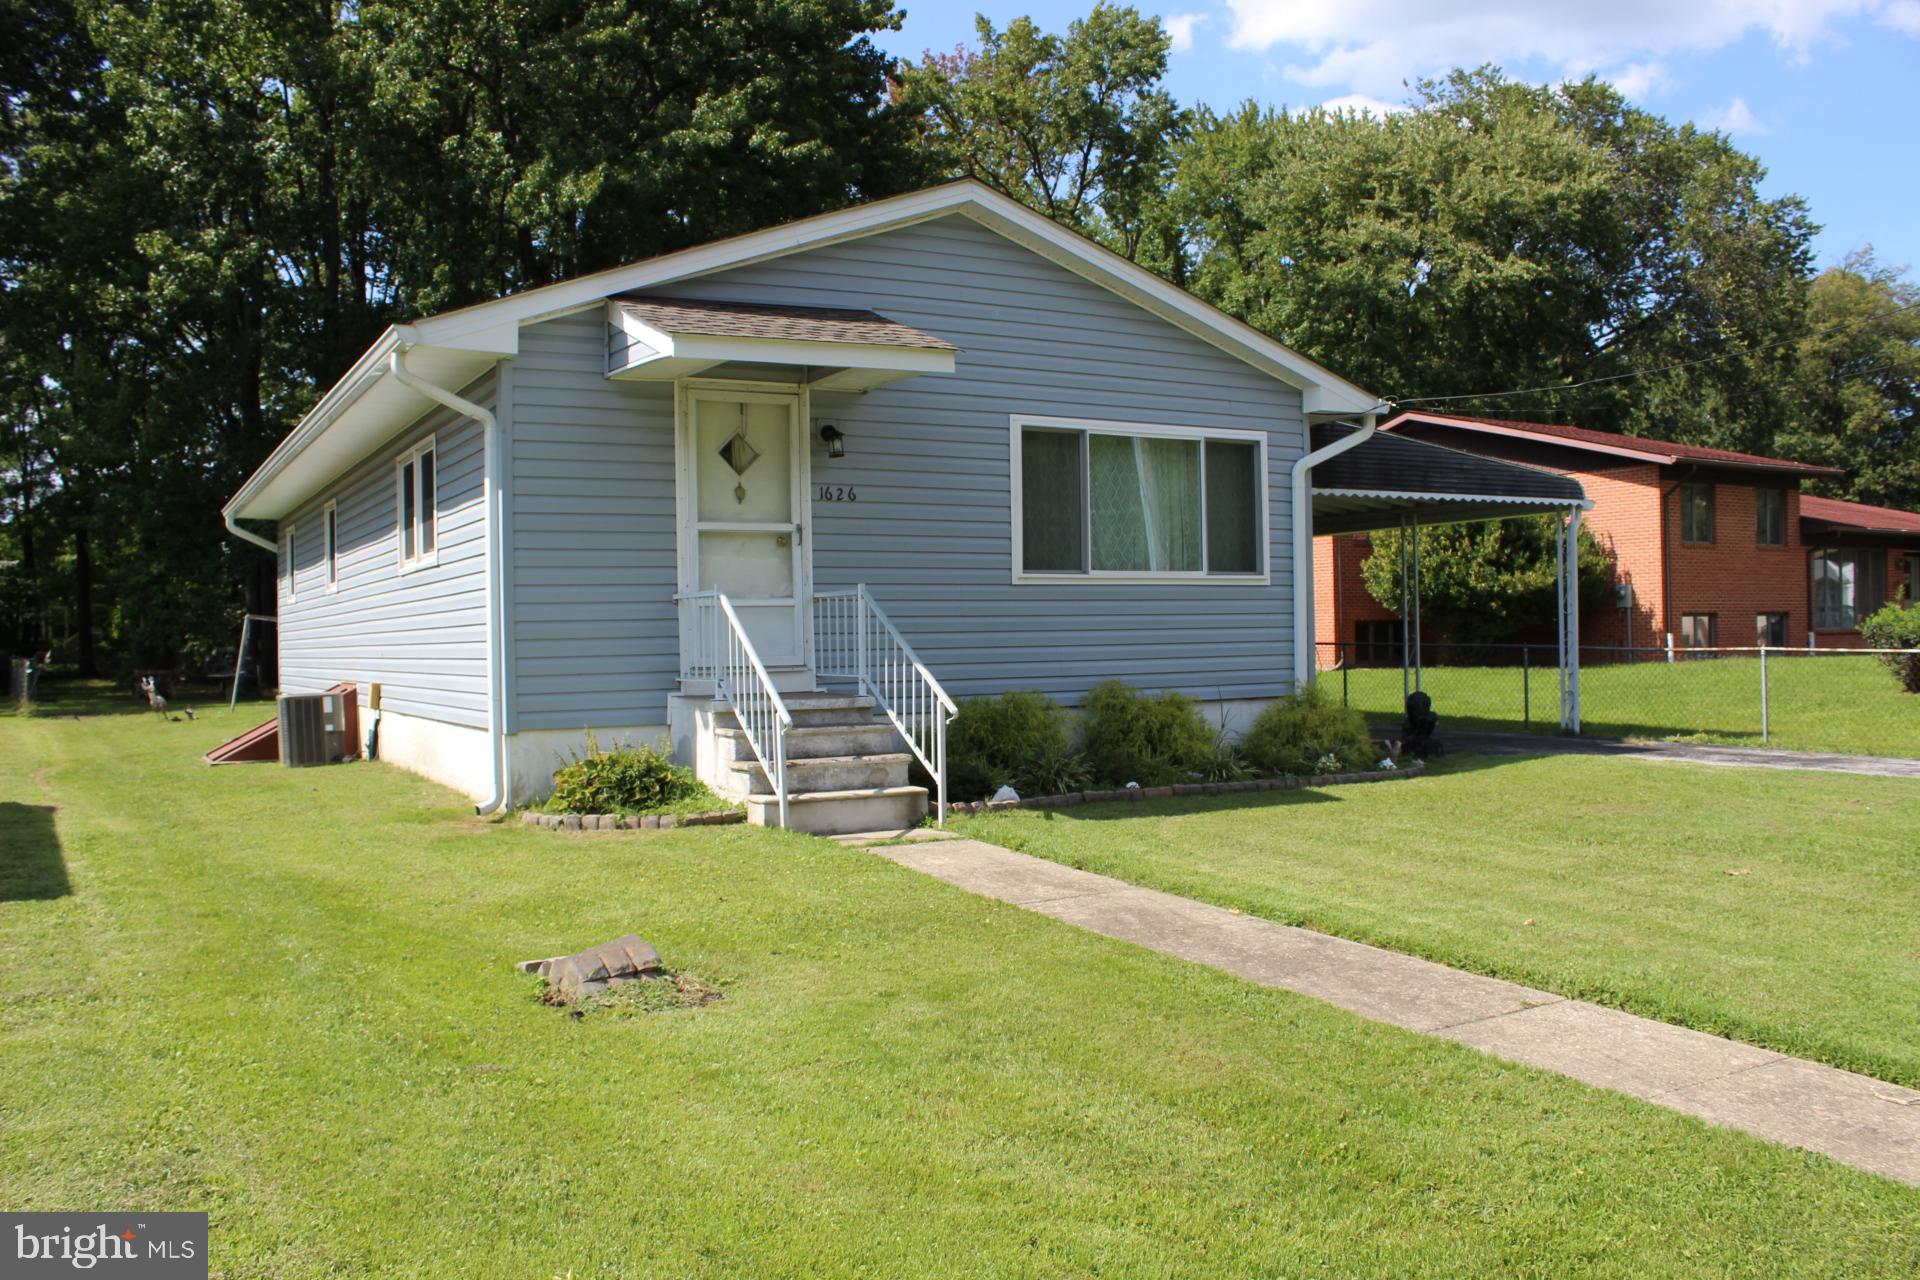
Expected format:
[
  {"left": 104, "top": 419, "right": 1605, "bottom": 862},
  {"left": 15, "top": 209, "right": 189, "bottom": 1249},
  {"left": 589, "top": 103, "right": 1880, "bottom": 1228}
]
[
  {"left": 388, "top": 345, "right": 510, "bottom": 815},
  {"left": 1290, "top": 412, "right": 1377, "bottom": 688},
  {"left": 224, "top": 510, "right": 278, "bottom": 553}
]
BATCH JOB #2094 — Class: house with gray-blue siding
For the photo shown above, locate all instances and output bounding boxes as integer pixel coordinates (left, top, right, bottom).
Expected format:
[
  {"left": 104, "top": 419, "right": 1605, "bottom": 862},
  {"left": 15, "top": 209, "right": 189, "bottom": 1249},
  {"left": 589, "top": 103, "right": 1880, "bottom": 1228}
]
[{"left": 223, "top": 180, "right": 1411, "bottom": 832}]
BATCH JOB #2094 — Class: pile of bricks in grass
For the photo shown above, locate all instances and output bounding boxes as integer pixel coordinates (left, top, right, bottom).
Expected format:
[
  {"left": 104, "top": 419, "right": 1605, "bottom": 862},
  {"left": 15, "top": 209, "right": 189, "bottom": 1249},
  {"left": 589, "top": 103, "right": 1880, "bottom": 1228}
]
[
  {"left": 520, "top": 809, "right": 744, "bottom": 831},
  {"left": 945, "top": 760, "right": 1423, "bottom": 816}
]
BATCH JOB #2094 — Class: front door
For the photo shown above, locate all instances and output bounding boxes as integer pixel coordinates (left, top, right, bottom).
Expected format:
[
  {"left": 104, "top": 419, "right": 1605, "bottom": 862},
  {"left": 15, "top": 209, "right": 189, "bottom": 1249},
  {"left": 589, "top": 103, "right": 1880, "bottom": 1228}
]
[{"left": 682, "top": 387, "right": 809, "bottom": 667}]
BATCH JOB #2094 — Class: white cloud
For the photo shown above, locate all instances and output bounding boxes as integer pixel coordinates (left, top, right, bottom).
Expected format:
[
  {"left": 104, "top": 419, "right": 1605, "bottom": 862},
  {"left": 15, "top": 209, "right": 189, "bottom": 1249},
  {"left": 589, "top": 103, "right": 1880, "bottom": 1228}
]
[
  {"left": 1699, "top": 96, "right": 1769, "bottom": 134},
  {"left": 1882, "top": 0, "right": 1920, "bottom": 33},
  {"left": 1165, "top": 12, "right": 1208, "bottom": 53},
  {"left": 1314, "top": 93, "right": 1410, "bottom": 116},
  {"left": 1221, "top": 1, "right": 1918, "bottom": 96},
  {"left": 1604, "top": 61, "right": 1669, "bottom": 99}
]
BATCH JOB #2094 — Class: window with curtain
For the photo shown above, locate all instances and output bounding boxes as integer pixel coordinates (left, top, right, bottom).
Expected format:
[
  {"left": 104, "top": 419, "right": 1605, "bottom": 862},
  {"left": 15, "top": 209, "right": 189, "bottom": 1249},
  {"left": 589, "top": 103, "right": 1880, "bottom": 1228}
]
[
  {"left": 1016, "top": 420, "right": 1263, "bottom": 579},
  {"left": 1813, "top": 548, "right": 1886, "bottom": 629}
]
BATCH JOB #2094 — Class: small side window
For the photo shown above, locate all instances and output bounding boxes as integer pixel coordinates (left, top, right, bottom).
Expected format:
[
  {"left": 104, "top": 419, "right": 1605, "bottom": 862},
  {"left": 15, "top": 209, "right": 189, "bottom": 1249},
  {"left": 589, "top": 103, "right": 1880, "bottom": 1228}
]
[
  {"left": 283, "top": 522, "right": 298, "bottom": 604},
  {"left": 1679, "top": 613, "right": 1716, "bottom": 649},
  {"left": 396, "top": 439, "right": 438, "bottom": 570},
  {"left": 323, "top": 501, "right": 339, "bottom": 592}
]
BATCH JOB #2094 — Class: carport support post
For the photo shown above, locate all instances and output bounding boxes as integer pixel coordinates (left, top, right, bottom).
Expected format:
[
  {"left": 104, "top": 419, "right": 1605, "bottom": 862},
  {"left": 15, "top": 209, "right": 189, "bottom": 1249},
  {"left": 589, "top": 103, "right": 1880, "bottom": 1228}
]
[
  {"left": 1568, "top": 506, "right": 1582, "bottom": 731},
  {"left": 1411, "top": 518, "right": 1423, "bottom": 692},
  {"left": 1398, "top": 517, "right": 1410, "bottom": 700}
]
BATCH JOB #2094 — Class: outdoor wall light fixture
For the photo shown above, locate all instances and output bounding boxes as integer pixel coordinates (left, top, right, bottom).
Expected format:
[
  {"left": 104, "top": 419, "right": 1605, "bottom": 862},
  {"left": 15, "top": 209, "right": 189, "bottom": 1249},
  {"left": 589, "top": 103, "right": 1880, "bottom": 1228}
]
[{"left": 819, "top": 424, "right": 846, "bottom": 458}]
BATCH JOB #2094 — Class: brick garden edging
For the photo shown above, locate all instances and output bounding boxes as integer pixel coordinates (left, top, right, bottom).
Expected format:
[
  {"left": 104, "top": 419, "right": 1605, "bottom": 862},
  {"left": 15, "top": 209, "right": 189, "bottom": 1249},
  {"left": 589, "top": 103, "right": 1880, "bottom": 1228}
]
[
  {"left": 519, "top": 809, "right": 744, "bottom": 831},
  {"left": 945, "top": 761, "right": 1424, "bottom": 816}
]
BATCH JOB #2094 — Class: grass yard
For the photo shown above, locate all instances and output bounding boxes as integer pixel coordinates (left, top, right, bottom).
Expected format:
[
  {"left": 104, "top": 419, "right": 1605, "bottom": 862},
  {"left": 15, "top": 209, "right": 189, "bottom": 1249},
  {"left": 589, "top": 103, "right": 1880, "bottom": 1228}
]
[
  {"left": 959, "top": 753, "right": 1920, "bottom": 1091},
  {"left": 3, "top": 698, "right": 1917, "bottom": 1276},
  {"left": 1329, "top": 651, "right": 1920, "bottom": 757}
]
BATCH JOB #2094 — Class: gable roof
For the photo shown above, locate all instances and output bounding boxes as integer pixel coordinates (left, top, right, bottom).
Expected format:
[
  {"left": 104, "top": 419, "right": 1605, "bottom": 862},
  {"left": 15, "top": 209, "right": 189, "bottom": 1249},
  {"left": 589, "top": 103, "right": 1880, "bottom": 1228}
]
[
  {"left": 227, "top": 181, "right": 1378, "bottom": 522},
  {"left": 1800, "top": 494, "right": 1920, "bottom": 538},
  {"left": 1381, "top": 411, "right": 1845, "bottom": 478},
  {"left": 610, "top": 296, "right": 956, "bottom": 351}
]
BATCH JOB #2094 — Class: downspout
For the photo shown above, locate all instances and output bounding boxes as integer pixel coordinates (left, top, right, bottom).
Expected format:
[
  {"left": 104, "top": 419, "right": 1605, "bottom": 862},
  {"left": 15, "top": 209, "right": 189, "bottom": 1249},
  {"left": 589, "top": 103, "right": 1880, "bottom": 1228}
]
[
  {"left": 389, "top": 346, "right": 509, "bottom": 815},
  {"left": 1291, "top": 412, "right": 1377, "bottom": 688}
]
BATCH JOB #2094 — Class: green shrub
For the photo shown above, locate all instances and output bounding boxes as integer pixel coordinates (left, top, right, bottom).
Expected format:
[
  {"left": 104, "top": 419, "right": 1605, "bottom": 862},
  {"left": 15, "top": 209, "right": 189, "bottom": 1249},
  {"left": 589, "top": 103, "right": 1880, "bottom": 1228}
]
[
  {"left": 947, "top": 691, "right": 1071, "bottom": 799},
  {"left": 543, "top": 734, "right": 723, "bottom": 815},
  {"left": 1016, "top": 743, "right": 1093, "bottom": 796},
  {"left": 1079, "top": 680, "right": 1213, "bottom": 786},
  {"left": 1859, "top": 599, "right": 1920, "bottom": 693},
  {"left": 1242, "top": 684, "right": 1378, "bottom": 775}
]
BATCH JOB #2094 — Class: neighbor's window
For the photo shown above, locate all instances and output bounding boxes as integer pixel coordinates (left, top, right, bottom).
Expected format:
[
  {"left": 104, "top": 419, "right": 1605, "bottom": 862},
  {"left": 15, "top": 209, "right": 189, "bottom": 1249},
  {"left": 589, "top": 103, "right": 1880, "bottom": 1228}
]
[
  {"left": 1679, "top": 613, "right": 1716, "bottom": 648},
  {"left": 323, "top": 500, "right": 339, "bottom": 591},
  {"left": 1755, "top": 612, "right": 1788, "bottom": 646},
  {"left": 1354, "top": 620, "right": 1404, "bottom": 666},
  {"left": 282, "top": 522, "right": 297, "bottom": 603},
  {"left": 1015, "top": 418, "right": 1264, "bottom": 580},
  {"left": 1680, "top": 483, "right": 1714, "bottom": 543},
  {"left": 1813, "top": 548, "right": 1887, "bottom": 629},
  {"left": 396, "top": 439, "right": 437, "bottom": 569},
  {"left": 1755, "top": 488, "right": 1787, "bottom": 547}
]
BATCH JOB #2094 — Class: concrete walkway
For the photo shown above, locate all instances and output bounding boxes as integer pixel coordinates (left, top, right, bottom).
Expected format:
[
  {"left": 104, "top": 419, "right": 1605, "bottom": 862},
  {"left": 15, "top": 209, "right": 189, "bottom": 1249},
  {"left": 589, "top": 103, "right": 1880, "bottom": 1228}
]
[
  {"left": 872, "top": 837, "right": 1920, "bottom": 1186},
  {"left": 1448, "top": 730, "right": 1920, "bottom": 779}
]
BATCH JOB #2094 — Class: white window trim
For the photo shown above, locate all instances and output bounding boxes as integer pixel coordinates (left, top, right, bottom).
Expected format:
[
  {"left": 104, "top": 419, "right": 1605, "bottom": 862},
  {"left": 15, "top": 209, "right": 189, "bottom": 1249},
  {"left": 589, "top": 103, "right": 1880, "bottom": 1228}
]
[
  {"left": 283, "top": 521, "right": 297, "bottom": 604},
  {"left": 1008, "top": 414, "right": 1271, "bottom": 586},
  {"left": 395, "top": 436, "right": 439, "bottom": 574},
  {"left": 323, "top": 499, "right": 339, "bottom": 592}
]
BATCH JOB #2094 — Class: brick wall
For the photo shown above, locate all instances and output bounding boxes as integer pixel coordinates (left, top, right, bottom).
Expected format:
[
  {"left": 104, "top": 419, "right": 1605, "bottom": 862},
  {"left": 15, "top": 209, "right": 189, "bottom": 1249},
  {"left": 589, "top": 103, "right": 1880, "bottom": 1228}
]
[
  {"left": 1568, "top": 463, "right": 1663, "bottom": 649},
  {"left": 1664, "top": 478, "right": 1808, "bottom": 650}
]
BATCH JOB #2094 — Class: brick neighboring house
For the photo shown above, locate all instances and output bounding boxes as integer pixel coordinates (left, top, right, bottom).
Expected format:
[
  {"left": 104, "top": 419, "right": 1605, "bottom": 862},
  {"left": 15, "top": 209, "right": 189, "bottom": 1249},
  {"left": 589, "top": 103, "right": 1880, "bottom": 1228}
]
[{"left": 1315, "top": 411, "right": 1918, "bottom": 658}]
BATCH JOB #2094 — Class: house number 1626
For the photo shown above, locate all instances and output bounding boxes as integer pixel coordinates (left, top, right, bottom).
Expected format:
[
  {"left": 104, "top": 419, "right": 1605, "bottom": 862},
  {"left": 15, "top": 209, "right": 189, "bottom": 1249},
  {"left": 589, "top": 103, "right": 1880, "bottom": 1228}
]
[{"left": 815, "top": 485, "right": 858, "bottom": 502}]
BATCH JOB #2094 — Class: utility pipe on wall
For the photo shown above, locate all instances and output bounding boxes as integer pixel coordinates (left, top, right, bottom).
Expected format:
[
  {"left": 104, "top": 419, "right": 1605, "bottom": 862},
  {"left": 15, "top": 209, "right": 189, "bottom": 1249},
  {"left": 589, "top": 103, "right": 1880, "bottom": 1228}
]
[
  {"left": 1291, "top": 411, "right": 1378, "bottom": 688},
  {"left": 388, "top": 346, "right": 509, "bottom": 815}
]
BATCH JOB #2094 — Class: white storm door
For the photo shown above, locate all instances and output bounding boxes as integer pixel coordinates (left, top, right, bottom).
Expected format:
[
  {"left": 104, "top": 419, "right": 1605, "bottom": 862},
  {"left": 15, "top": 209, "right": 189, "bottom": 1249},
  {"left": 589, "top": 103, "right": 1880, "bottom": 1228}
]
[{"left": 685, "top": 389, "right": 808, "bottom": 667}]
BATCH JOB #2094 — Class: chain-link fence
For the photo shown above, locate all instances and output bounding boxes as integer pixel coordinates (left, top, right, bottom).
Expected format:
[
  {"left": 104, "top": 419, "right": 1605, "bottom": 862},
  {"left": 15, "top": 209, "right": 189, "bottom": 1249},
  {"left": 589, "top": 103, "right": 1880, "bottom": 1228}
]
[{"left": 1316, "top": 641, "right": 1920, "bottom": 759}]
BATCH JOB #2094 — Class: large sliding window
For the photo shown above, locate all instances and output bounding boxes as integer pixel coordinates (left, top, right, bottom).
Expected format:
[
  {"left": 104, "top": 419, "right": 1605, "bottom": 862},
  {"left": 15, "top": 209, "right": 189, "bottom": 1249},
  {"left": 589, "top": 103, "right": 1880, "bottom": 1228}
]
[
  {"left": 1813, "top": 548, "right": 1886, "bottom": 629},
  {"left": 1013, "top": 417, "right": 1266, "bottom": 582}
]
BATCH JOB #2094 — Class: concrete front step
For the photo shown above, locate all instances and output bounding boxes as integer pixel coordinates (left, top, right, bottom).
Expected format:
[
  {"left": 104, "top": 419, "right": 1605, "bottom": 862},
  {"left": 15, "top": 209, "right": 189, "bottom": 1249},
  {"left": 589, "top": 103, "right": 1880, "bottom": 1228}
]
[
  {"left": 715, "top": 722, "right": 900, "bottom": 762},
  {"left": 746, "top": 785, "right": 929, "bottom": 835},
  {"left": 716, "top": 691, "right": 876, "bottom": 730},
  {"left": 729, "top": 751, "right": 911, "bottom": 795}
]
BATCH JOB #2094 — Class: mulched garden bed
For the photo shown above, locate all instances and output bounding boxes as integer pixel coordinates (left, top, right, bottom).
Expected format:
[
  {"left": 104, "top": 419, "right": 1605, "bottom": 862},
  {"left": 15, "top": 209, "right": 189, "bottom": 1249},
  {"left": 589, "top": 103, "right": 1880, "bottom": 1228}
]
[{"left": 946, "top": 760, "right": 1423, "bottom": 815}]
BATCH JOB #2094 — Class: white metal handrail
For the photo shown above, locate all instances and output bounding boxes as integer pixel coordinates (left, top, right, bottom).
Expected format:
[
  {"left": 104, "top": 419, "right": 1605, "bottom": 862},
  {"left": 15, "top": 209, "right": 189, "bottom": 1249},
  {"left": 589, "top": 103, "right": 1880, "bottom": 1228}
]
[
  {"left": 814, "top": 585, "right": 958, "bottom": 823},
  {"left": 675, "top": 589, "right": 794, "bottom": 827}
]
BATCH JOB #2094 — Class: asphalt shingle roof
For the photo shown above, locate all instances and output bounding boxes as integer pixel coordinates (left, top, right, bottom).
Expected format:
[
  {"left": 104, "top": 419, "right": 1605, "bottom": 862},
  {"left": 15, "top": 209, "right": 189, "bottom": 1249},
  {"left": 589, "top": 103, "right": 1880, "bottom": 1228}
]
[{"left": 613, "top": 295, "right": 956, "bottom": 351}]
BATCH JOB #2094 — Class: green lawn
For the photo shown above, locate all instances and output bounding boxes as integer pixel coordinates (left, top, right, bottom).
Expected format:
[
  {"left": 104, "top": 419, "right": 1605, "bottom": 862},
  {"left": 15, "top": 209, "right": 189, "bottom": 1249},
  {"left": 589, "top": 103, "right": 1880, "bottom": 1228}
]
[
  {"left": 958, "top": 753, "right": 1920, "bottom": 1091},
  {"left": 4, "top": 701, "right": 1917, "bottom": 1276},
  {"left": 1329, "top": 652, "right": 1920, "bottom": 756}
]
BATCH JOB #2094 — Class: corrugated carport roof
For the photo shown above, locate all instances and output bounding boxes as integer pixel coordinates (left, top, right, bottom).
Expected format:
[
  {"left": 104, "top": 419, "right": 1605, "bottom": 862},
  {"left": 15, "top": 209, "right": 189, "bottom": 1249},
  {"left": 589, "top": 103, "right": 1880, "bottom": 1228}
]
[{"left": 1310, "top": 422, "right": 1588, "bottom": 533}]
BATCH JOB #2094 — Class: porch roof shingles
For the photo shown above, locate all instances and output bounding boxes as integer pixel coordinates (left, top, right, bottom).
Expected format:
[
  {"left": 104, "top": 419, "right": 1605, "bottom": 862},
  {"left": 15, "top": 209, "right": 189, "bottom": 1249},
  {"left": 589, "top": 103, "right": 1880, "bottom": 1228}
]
[{"left": 611, "top": 295, "right": 957, "bottom": 351}]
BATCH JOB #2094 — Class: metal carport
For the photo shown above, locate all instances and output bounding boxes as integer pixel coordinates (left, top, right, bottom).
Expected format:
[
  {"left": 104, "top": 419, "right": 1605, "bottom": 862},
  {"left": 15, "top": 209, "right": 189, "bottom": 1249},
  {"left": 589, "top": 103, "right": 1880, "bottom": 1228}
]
[{"left": 1306, "top": 423, "right": 1592, "bottom": 730}]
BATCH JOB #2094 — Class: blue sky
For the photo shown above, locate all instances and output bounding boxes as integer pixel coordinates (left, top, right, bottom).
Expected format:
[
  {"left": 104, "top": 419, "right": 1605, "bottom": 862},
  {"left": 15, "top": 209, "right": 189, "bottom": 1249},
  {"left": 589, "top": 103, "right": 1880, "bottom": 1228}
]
[{"left": 882, "top": 1, "right": 1920, "bottom": 276}]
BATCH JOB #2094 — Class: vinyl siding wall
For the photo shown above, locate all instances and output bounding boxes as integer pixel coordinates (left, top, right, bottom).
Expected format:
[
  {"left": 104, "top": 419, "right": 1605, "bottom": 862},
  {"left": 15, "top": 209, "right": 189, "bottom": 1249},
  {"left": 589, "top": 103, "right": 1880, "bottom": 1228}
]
[
  {"left": 505, "top": 214, "right": 1308, "bottom": 731},
  {"left": 277, "top": 377, "right": 493, "bottom": 726}
]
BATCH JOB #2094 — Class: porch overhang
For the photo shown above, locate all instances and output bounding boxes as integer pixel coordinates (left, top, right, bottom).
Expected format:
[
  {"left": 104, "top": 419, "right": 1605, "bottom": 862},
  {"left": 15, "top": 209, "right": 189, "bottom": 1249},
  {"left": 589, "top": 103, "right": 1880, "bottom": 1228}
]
[{"left": 606, "top": 296, "right": 957, "bottom": 392}]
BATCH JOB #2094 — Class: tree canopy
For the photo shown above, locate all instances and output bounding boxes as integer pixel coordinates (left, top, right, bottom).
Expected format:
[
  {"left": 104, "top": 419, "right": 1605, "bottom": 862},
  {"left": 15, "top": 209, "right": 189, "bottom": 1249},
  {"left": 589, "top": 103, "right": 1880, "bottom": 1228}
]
[{"left": 0, "top": 0, "right": 920, "bottom": 671}]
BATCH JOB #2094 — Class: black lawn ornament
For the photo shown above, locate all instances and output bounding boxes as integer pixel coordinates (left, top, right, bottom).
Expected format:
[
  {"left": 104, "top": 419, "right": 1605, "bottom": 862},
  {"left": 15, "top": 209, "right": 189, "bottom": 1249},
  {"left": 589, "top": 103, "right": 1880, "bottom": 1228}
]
[{"left": 1402, "top": 690, "right": 1441, "bottom": 758}]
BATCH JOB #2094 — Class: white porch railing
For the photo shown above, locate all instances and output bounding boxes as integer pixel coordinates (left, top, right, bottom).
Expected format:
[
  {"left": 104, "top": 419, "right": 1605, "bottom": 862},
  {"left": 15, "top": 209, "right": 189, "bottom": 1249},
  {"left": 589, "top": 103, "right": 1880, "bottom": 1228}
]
[
  {"left": 674, "top": 589, "right": 793, "bottom": 827},
  {"left": 814, "top": 585, "right": 958, "bottom": 823}
]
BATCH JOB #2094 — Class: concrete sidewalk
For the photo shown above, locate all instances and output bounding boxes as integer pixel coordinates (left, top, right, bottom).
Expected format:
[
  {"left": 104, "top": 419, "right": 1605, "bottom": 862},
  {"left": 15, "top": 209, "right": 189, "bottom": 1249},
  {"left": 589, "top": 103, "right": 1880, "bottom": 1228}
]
[
  {"left": 872, "top": 837, "right": 1920, "bottom": 1186},
  {"left": 1447, "top": 730, "right": 1920, "bottom": 779}
]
